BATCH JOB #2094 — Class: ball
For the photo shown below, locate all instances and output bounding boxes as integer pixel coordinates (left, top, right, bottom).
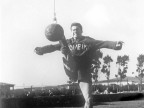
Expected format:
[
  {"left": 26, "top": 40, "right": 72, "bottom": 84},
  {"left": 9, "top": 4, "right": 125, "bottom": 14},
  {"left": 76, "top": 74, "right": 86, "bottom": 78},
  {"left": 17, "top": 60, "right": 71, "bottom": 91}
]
[{"left": 45, "top": 23, "right": 64, "bottom": 42}]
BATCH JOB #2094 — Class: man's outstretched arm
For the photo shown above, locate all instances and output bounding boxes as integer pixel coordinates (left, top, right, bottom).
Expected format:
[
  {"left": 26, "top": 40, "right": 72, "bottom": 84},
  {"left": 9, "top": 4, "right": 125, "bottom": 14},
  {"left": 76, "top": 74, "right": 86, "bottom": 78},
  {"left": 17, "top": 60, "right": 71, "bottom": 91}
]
[
  {"left": 34, "top": 44, "right": 61, "bottom": 55},
  {"left": 93, "top": 40, "right": 124, "bottom": 50}
]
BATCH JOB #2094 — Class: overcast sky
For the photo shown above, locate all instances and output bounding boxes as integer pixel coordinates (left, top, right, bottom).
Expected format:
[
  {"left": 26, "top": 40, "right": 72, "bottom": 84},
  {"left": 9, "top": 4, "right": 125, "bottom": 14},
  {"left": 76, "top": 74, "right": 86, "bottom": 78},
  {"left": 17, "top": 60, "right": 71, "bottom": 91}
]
[{"left": 1, "top": 0, "right": 144, "bottom": 88}]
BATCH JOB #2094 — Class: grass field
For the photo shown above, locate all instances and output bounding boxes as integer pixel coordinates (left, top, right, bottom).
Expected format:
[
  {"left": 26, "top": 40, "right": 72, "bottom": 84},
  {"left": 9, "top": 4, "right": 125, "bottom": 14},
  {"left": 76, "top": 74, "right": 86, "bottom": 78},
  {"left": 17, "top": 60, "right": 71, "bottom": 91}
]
[
  {"left": 1, "top": 99, "right": 144, "bottom": 108},
  {"left": 93, "top": 100, "right": 144, "bottom": 108},
  {"left": 52, "top": 100, "right": 144, "bottom": 108},
  {"left": 1, "top": 93, "right": 144, "bottom": 108}
]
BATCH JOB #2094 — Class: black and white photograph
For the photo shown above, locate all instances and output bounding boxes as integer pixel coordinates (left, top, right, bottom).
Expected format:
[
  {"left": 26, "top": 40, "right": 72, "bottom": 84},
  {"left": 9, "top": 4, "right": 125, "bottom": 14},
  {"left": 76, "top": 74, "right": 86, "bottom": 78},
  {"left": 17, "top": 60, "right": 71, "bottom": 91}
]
[{"left": 1, "top": 0, "right": 144, "bottom": 108}]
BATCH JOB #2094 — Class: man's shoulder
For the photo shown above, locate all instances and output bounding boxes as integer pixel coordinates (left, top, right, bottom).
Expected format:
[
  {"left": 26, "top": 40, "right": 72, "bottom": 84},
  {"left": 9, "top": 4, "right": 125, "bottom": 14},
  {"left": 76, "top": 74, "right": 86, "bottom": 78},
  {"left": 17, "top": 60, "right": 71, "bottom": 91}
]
[
  {"left": 66, "top": 38, "right": 73, "bottom": 43},
  {"left": 83, "top": 36, "right": 96, "bottom": 42},
  {"left": 65, "top": 36, "right": 96, "bottom": 43}
]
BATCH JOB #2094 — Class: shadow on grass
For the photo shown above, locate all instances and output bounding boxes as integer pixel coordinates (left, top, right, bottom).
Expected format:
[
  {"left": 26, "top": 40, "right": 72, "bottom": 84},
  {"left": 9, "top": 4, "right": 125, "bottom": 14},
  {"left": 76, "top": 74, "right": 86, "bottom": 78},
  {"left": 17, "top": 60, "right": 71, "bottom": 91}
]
[{"left": 120, "top": 93, "right": 144, "bottom": 101}]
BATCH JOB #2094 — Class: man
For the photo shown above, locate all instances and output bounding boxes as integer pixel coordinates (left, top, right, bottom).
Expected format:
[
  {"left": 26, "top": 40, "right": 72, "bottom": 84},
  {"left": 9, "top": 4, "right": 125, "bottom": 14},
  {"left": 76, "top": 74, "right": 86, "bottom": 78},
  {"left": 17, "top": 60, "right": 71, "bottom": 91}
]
[{"left": 35, "top": 22, "right": 123, "bottom": 108}]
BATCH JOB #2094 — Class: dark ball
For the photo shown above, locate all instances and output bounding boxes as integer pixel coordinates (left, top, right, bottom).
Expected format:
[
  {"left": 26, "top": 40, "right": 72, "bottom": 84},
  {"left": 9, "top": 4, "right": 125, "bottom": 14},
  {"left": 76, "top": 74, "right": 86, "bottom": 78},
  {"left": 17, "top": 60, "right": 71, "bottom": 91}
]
[{"left": 45, "top": 23, "right": 64, "bottom": 42}]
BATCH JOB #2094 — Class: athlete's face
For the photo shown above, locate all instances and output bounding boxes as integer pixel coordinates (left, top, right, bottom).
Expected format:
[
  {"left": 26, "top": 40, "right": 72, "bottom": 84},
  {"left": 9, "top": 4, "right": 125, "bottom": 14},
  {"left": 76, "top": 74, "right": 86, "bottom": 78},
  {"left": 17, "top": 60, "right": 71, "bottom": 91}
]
[{"left": 71, "top": 26, "right": 82, "bottom": 38}]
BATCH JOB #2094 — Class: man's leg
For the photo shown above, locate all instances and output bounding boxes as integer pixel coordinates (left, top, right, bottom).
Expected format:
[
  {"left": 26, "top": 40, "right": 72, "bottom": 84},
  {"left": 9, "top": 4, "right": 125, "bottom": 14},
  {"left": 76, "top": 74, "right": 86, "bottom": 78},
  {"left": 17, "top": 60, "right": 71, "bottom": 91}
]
[{"left": 79, "top": 81, "right": 92, "bottom": 108}]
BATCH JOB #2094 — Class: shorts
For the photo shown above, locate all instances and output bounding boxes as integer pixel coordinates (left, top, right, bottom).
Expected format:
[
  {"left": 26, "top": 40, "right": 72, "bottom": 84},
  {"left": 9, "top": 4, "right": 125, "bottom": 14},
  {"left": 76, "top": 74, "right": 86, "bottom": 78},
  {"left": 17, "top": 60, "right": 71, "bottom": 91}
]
[
  {"left": 77, "top": 68, "right": 92, "bottom": 83},
  {"left": 63, "top": 55, "right": 92, "bottom": 83}
]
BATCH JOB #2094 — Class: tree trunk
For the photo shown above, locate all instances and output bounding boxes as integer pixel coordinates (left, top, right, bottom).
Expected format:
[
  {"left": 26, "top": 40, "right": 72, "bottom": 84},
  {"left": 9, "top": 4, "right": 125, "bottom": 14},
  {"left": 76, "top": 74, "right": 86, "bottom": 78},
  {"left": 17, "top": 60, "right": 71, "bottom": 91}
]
[
  {"left": 120, "top": 78, "right": 122, "bottom": 92},
  {"left": 127, "top": 79, "right": 129, "bottom": 92},
  {"left": 140, "top": 77, "right": 142, "bottom": 92},
  {"left": 117, "top": 81, "right": 119, "bottom": 93}
]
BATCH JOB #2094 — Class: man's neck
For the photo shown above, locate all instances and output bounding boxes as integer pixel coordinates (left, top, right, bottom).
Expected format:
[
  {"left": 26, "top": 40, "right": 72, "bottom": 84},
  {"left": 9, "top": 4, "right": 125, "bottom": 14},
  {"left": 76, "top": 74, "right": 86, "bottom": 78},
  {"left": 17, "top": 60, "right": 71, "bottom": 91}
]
[{"left": 73, "top": 35, "right": 82, "bottom": 40}]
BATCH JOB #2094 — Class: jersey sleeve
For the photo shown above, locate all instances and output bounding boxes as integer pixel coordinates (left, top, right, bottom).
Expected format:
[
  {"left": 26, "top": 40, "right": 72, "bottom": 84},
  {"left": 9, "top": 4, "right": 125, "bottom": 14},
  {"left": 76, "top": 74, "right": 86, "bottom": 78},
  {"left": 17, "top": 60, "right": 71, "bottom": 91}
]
[
  {"left": 40, "top": 43, "right": 61, "bottom": 54},
  {"left": 94, "top": 40, "right": 117, "bottom": 49},
  {"left": 86, "top": 36, "right": 117, "bottom": 50}
]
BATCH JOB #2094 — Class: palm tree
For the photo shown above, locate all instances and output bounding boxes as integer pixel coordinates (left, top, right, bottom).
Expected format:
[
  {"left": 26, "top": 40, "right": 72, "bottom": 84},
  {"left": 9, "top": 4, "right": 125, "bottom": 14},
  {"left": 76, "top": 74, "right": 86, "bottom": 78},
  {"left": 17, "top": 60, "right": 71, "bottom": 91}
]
[
  {"left": 116, "top": 55, "right": 129, "bottom": 91},
  {"left": 115, "top": 74, "right": 119, "bottom": 92},
  {"left": 101, "top": 55, "right": 113, "bottom": 89},
  {"left": 91, "top": 49, "right": 103, "bottom": 83},
  {"left": 136, "top": 54, "right": 144, "bottom": 92}
]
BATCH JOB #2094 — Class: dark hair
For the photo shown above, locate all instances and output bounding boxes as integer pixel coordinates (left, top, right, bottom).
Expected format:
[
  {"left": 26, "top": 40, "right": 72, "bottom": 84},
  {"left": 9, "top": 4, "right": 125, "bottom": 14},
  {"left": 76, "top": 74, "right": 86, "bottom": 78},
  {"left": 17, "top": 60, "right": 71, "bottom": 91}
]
[{"left": 70, "top": 22, "right": 83, "bottom": 31}]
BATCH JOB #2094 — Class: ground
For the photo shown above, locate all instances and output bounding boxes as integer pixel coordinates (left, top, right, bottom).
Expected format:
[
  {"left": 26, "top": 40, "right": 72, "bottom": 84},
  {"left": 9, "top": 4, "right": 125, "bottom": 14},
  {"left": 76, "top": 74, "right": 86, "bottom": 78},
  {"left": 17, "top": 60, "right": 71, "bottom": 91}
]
[
  {"left": 93, "top": 100, "right": 144, "bottom": 108},
  {"left": 52, "top": 100, "right": 144, "bottom": 108}
]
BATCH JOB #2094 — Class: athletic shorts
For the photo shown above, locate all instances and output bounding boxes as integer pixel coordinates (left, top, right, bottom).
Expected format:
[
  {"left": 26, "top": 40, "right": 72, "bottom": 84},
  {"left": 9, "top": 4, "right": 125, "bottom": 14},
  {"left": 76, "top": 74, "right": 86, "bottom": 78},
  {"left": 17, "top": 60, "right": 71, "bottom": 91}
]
[
  {"left": 74, "top": 57, "right": 92, "bottom": 83},
  {"left": 77, "top": 67, "right": 92, "bottom": 84},
  {"left": 63, "top": 55, "right": 92, "bottom": 83}
]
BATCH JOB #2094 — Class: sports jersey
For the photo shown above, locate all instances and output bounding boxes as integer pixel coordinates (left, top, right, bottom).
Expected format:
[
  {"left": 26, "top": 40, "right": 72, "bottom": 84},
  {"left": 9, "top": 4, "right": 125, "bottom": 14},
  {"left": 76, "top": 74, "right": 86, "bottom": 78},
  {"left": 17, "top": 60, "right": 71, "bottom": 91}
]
[{"left": 40, "top": 36, "right": 119, "bottom": 82}]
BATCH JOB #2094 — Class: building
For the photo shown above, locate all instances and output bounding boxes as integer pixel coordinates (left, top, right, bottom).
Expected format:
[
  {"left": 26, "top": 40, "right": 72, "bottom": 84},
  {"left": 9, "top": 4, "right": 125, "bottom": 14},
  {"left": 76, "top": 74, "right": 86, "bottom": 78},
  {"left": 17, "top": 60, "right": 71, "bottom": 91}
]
[
  {"left": 95, "top": 76, "right": 144, "bottom": 85},
  {"left": 0, "top": 82, "right": 15, "bottom": 98}
]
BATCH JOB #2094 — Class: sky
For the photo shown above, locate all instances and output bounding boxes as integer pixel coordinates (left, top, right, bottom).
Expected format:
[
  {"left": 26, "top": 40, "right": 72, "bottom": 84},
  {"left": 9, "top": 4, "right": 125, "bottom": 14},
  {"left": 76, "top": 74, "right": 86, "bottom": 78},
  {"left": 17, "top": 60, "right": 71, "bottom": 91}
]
[{"left": 1, "top": 0, "right": 144, "bottom": 88}]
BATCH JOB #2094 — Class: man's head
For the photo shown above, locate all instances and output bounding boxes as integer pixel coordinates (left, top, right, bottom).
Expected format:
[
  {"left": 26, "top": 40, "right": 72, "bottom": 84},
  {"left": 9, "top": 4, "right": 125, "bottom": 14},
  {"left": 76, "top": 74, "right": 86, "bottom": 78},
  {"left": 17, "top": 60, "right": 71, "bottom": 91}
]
[{"left": 70, "top": 22, "right": 83, "bottom": 38}]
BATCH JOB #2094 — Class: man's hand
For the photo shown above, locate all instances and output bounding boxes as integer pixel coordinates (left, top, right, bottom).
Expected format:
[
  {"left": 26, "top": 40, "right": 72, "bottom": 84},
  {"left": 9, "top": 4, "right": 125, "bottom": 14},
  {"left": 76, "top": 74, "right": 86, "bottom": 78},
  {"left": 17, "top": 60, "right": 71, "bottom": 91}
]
[
  {"left": 34, "top": 47, "right": 44, "bottom": 55},
  {"left": 115, "top": 41, "right": 124, "bottom": 50}
]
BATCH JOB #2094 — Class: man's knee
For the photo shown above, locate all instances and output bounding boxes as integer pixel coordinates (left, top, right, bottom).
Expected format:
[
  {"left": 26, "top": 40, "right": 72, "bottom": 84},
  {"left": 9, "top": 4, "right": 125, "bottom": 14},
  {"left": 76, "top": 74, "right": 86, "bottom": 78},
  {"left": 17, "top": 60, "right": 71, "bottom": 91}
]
[{"left": 85, "top": 97, "right": 92, "bottom": 104}]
